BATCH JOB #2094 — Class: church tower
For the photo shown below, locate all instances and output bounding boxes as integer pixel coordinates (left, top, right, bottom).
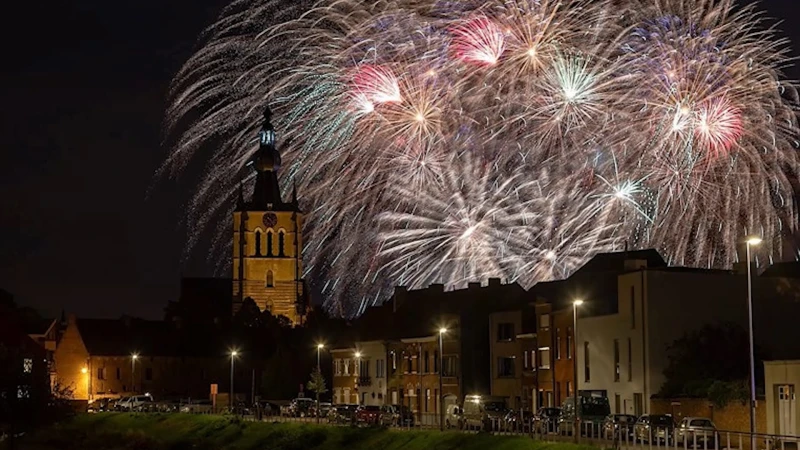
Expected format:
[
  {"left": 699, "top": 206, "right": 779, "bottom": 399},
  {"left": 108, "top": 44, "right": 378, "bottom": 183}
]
[{"left": 232, "top": 107, "right": 308, "bottom": 325}]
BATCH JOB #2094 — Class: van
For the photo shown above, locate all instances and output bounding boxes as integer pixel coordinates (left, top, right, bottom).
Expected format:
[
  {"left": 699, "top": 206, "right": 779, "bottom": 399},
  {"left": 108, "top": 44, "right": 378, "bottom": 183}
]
[
  {"left": 461, "top": 395, "right": 507, "bottom": 430},
  {"left": 559, "top": 395, "right": 610, "bottom": 435}
]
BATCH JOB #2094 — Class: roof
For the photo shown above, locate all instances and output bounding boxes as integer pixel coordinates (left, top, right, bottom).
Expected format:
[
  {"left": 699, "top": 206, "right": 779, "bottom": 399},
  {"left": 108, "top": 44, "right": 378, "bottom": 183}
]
[
  {"left": 0, "top": 313, "right": 46, "bottom": 358},
  {"left": 572, "top": 249, "right": 666, "bottom": 276},
  {"left": 25, "top": 318, "right": 56, "bottom": 336},
  {"left": 76, "top": 318, "right": 222, "bottom": 357},
  {"left": 760, "top": 261, "right": 800, "bottom": 278}
]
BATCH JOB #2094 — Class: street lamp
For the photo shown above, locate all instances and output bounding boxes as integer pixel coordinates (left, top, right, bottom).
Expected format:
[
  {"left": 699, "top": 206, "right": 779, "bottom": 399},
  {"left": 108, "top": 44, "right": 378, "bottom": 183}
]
[
  {"left": 745, "top": 236, "right": 761, "bottom": 448},
  {"left": 131, "top": 353, "right": 138, "bottom": 394},
  {"left": 230, "top": 350, "right": 239, "bottom": 409},
  {"left": 316, "top": 343, "right": 325, "bottom": 423},
  {"left": 572, "top": 299, "right": 584, "bottom": 442},
  {"left": 355, "top": 352, "right": 362, "bottom": 406},
  {"left": 438, "top": 327, "right": 447, "bottom": 431}
]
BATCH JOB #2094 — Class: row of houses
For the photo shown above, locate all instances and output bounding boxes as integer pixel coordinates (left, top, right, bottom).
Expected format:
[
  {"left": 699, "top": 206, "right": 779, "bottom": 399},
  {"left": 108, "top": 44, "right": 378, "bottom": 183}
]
[{"left": 331, "top": 249, "right": 800, "bottom": 435}]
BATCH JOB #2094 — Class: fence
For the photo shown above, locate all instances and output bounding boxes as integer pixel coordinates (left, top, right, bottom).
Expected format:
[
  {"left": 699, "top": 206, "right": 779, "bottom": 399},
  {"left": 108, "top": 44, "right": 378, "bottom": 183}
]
[{"left": 114, "top": 405, "right": 800, "bottom": 449}]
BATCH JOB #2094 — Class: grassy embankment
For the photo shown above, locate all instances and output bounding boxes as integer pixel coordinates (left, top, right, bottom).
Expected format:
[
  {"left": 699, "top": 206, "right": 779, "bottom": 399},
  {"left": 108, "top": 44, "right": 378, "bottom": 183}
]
[{"left": 11, "top": 413, "right": 604, "bottom": 450}]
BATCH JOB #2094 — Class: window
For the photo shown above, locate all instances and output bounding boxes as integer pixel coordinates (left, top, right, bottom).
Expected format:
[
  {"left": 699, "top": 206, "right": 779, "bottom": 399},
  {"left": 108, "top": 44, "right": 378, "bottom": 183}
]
[
  {"left": 334, "top": 359, "right": 342, "bottom": 376},
  {"left": 630, "top": 286, "right": 636, "bottom": 329},
  {"left": 433, "top": 351, "right": 439, "bottom": 373},
  {"left": 376, "top": 359, "right": 385, "bottom": 378},
  {"left": 524, "top": 350, "right": 529, "bottom": 369},
  {"left": 627, "top": 338, "right": 633, "bottom": 381},
  {"left": 97, "top": 367, "right": 106, "bottom": 380},
  {"left": 343, "top": 388, "right": 350, "bottom": 404},
  {"left": 116, "top": 367, "right": 121, "bottom": 380},
  {"left": 531, "top": 350, "right": 537, "bottom": 370},
  {"left": 266, "top": 270, "right": 274, "bottom": 288},
  {"left": 498, "top": 357, "right": 515, "bottom": 377},
  {"left": 425, "top": 389, "right": 431, "bottom": 412},
  {"left": 145, "top": 367, "right": 153, "bottom": 381},
  {"left": 442, "top": 356, "right": 457, "bottom": 377},
  {"left": 254, "top": 230, "right": 262, "bottom": 256},
  {"left": 278, "top": 231, "right": 286, "bottom": 256},
  {"left": 566, "top": 380, "right": 572, "bottom": 396},
  {"left": 391, "top": 351, "right": 397, "bottom": 373},
  {"left": 359, "top": 360, "right": 370, "bottom": 378},
  {"left": 344, "top": 359, "right": 350, "bottom": 375},
  {"left": 584, "top": 342, "right": 590, "bottom": 382},
  {"left": 539, "top": 348, "right": 551, "bottom": 369},
  {"left": 17, "top": 385, "right": 30, "bottom": 399},
  {"left": 497, "top": 323, "right": 515, "bottom": 341},
  {"left": 540, "top": 313, "right": 550, "bottom": 329},
  {"left": 567, "top": 328, "right": 573, "bottom": 359},
  {"left": 23, "top": 358, "right": 32, "bottom": 373},
  {"left": 614, "top": 339, "right": 620, "bottom": 382},
  {"left": 266, "top": 231, "right": 274, "bottom": 256},
  {"left": 556, "top": 328, "right": 561, "bottom": 359}
]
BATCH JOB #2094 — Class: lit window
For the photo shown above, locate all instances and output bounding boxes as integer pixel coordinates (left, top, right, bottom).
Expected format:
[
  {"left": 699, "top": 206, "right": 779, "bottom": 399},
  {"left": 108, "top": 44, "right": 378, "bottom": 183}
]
[
  {"left": 23, "top": 358, "right": 33, "bottom": 373},
  {"left": 17, "top": 385, "right": 30, "bottom": 399}
]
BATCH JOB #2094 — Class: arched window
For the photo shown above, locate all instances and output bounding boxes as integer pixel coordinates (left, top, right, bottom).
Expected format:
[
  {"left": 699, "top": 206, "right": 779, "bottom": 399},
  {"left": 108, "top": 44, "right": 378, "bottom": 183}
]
[
  {"left": 278, "top": 230, "right": 286, "bottom": 257},
  {"left": 254, "top": 231, "right": 262, "bottom": 256},
  {"left": 266, "top": 231, "right": 273, "bottom": 257},
  {"left": 266, "top": 270, "right": 274, "bottom": 288}
]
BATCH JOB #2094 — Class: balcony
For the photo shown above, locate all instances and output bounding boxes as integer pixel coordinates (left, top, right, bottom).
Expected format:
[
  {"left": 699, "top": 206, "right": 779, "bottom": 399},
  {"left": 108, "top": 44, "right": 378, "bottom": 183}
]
[{"left": 358, "top": 376, "right": 372, "bottom": 387}]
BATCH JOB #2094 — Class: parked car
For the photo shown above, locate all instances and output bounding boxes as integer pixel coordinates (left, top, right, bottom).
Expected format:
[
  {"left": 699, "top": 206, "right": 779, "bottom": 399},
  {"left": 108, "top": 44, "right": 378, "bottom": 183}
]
[
  {"left": 180, "top": 399, "right": 213, "bottom": 414},
  {"left": 116, "top": 394, "right": 154, "bottom": 411},
  {"left": 634, "top": 414, "right": 675, "bottom": 443},
  {"left": 380, "top": 405, "right": 414, "bottom": 427},
  {"left": 533, "top": 407, "right": 562, "bottom": 434},
  {"left": 604, "top": 414, "right": 637, "bottom": 440},
  {"left": 461, "top": 394, "right": 508, "bottom": 431},
  {"left": 87, "top": 397, "right": 115, "bottom": 413},
  {"left": 309, "top": 402, "right": 332, "bottom": 418},
  {"left": 355, "top": 405, "right": 382, "bottom": 425},
  {"left": 559, "top": 396, "right": 611, "bottom": 436},
  {"left": 444, "top": 404, "right": 463, "bottom": 429},
  {"left": 328, "top": 405, "right": 358, "bottom": 424},
  {"left": 677, "top": 417, "right": 719, "bottom": 448},
  {"left": 156, "top": 400, "right": 182, "bottom": 413},
  {"left": 287, "top": 398, "right": 315, "bottom": 417}
]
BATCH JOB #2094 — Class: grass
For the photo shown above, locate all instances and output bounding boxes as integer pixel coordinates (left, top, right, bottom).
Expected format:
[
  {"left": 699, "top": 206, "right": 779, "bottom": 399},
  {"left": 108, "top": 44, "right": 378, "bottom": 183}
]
[{"left": 9, "top": 413, "right": 604, "bottom": 450}]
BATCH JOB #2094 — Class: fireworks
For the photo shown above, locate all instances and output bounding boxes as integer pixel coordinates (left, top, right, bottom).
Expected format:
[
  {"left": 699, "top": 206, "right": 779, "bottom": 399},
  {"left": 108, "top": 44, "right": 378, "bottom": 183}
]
[{"left": 165, "top": 0, "right": 800, "bottom": 316}]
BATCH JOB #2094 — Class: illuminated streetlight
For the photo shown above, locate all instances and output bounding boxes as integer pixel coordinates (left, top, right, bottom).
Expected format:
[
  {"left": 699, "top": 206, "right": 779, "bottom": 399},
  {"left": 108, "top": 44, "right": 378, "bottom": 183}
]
[
  {"left": 438, "top": 326, "right": 448, "bottom": 431},
  {"left": 315, "top": 343, "right": 326, "bottom": 424},
  {"left": 745, "top": 236, "right": 762, "bottom": 449},
  {"left": 131, "top": 353, "right": 139, "bottom": 394},
  {"left": 81, "top": 367, "right": 88, "bottom": 374},
  {"left": 230, "top": 349, "right": 239, "bottom": 409}
]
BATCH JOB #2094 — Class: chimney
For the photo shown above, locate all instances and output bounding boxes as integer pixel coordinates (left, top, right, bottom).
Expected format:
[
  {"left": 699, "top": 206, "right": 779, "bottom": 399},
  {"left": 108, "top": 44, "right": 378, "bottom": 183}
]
[
  {"left": 393, "top": 286, "right": 408, "bottom": 313},
  {"left": 488, "top": 278, "right": 502, "bottom": 287}
]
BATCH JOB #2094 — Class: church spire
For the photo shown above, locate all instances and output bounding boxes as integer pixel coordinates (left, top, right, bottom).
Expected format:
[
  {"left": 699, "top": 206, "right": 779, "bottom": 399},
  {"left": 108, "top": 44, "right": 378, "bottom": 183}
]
[{"left": 251, "top": 106, "right": 284, "bottom": 209}]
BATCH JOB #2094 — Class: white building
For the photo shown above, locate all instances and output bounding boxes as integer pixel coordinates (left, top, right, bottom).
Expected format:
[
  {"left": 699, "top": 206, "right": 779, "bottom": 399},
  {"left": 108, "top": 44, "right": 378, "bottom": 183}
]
[
  {"left": 764, "top": 360, "right": 799, "bottom": 437},
  {"left": 575, "top": 265, "right": 748, "bottom": 415},
  {"left": 354, "top": 340, "right": 388, "bottom": 406}
]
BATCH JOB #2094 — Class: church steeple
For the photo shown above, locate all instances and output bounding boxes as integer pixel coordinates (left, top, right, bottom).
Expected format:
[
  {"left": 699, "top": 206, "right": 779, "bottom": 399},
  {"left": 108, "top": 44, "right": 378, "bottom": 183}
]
[{"left": 251, "top": 107, "right": 286, "bottom": 210}]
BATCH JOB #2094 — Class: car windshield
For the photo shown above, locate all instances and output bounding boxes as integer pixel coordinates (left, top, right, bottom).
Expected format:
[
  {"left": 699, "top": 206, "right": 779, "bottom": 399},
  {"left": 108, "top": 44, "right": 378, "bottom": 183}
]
[
  {"left": 651, "top": 416, "right": 674, "bottom": 426},
  {"left": 581, "top": 398, "right": 610, "bottom": 417},
  {"left": 689, "top": 419, "right": 713, "bottom": 428},
  {"left": 484, "top": 402, "right": 506, "bottom": 412}
]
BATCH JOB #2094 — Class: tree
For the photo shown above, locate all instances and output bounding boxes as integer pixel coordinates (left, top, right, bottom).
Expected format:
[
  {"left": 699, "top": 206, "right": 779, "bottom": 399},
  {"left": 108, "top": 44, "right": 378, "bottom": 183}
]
[
  {"left": 306, "top": 368, "right": 328, "bottom": 397},
  {"left": 659, "top": 323, "right": 767, "bottom": 407}
]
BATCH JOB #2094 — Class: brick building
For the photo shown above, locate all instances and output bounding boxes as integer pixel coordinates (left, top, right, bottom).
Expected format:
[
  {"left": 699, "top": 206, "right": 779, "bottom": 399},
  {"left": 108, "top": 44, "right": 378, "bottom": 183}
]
[{"left": 54, "top": 314, "right": 226, "bottom": 401}]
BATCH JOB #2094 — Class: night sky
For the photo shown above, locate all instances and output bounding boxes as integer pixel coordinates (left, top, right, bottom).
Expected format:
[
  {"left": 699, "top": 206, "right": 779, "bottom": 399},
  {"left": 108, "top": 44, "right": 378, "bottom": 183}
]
[{"left": 2, "top": 0, "right": 800, "bottom": 320}]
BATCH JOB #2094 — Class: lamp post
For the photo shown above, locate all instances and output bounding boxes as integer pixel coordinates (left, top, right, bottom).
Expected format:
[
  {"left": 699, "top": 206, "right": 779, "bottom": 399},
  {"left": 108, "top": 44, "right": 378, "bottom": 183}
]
[
  {"left": 745, "top": 236, "right": 761, "bottom": 449},
  {"left": 131, "top": 353, "right": 138, "bottom": 394},
  {"left": 438, "top": 327, "right": 447, "bottom": 431},
  {"left": 316, "top": 343, "right": 324, "bottom": 423},
  {"left": 355, "top": 351, "right": 362, "bottom": 406},
  {"left": 230, "top": 350, "right": 238, "bottom": 409},
  {"left": 573, "top": 299, "right": 584, "bottom": 442}
]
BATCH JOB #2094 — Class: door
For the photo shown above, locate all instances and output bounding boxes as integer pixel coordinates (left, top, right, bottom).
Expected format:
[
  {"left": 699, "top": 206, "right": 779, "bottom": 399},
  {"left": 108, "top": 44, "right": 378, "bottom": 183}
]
[
  {"left": 777, "top": 385, "right": 797, "bottom": 436},
  {"left": 615, "top": 394, "right": 621, "bottom": 414},
  {"left": 634, "top": 393, "right": 643, "bottom": 416}
]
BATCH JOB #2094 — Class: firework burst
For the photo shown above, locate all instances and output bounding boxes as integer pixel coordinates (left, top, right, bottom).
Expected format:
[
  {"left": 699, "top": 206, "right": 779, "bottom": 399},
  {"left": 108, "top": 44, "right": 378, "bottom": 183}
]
[{"left": 165, "top": 0, "right": 800, "bottom": 316}]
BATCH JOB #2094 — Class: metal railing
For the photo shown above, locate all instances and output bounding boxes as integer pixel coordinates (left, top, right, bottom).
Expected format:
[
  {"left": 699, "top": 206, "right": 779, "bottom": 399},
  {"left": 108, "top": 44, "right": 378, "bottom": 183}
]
[{"left": 108, "top": 405, "right": 800, "bottom": 449}]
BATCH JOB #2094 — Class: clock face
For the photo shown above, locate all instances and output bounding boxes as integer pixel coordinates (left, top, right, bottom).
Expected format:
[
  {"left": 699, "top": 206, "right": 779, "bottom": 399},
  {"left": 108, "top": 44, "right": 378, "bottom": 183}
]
[{"left": 262, "top": 213, "right": 278, "bottom": 228}]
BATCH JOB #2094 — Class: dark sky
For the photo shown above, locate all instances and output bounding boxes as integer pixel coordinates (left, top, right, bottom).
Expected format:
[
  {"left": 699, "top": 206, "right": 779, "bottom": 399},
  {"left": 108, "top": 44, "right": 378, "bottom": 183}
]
[{"left": 1, "top": 0, "right": 799, "bottom": 320}]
